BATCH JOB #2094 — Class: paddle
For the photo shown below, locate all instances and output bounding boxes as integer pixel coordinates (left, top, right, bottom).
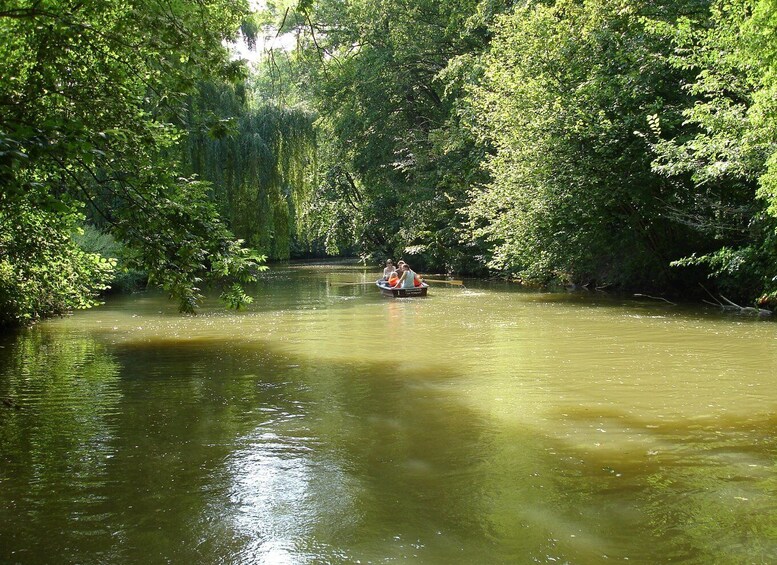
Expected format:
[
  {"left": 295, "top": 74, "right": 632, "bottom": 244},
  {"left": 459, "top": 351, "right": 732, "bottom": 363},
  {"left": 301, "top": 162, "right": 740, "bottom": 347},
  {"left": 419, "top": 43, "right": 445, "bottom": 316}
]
[
  {"left": 419, "top": 276, "right": 464, "bottom": 286},
  {"left": 329, "top": 277, "right": 464, "bottom": 287},
  {"left": 328, "top": 281, "right": 376, "bottom": 287},
  {"left": 423, "top": 279, "right": 463, "bottom": 286}
]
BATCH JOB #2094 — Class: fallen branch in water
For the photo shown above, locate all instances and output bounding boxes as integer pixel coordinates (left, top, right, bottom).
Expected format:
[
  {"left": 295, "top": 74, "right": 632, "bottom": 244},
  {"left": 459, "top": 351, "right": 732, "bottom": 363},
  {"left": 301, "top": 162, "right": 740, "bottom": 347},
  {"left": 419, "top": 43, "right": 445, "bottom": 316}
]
[
  {"left": 634, "top": 293, "right": 677, "bottom": 305},
  {"left": 719, "top": 294, "right": 742, "bottom": 308},
  {"left": 699, "top": 283, "right": 723, "bottom": 306},
  {"left": 719, "top": 294, "right": 772, "bottom": 316},
  {"left": 698, "top": 285, "right": 772, "bottom": 316}
]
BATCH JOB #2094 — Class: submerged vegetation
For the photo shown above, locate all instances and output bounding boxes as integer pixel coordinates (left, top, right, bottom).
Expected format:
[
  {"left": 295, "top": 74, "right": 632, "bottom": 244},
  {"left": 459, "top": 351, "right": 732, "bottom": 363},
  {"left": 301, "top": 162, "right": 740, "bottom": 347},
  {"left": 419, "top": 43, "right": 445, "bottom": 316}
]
[{"left": 2, "top": 0, "right": 777, "bottom": 325}]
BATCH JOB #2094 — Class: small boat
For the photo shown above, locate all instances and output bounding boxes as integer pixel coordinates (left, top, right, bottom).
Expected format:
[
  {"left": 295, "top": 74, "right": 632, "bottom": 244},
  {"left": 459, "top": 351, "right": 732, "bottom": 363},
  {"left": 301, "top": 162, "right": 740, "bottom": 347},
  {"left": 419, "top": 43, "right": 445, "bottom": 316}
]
[{"left": 376, "top": 280, "right": 429, "bottom": 298}]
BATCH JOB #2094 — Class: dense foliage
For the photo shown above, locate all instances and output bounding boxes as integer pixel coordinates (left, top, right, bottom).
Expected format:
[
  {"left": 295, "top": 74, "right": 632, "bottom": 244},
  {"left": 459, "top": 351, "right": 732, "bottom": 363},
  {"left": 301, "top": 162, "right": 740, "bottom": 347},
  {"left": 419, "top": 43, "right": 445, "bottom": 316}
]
[
  {"left": 649, "top": 0, "right": 777, "bottom": 304},
  {"left": 465, "top": 0, "right": 709, "bottom": 289},
  {"left": 277, "top": 0, "right": 776, "bottom": 304},
  {"left": 276, "top": 0, "right": 495, "bottom": 271},
  {"left": 4, "top": 0, "right": 777, "bottom": 325},
  {"left": 0, "top": 0, "right": 263, "bottom": 325},
  {"left": 184, "top": 82, "right": 317, "bottom": 260}
]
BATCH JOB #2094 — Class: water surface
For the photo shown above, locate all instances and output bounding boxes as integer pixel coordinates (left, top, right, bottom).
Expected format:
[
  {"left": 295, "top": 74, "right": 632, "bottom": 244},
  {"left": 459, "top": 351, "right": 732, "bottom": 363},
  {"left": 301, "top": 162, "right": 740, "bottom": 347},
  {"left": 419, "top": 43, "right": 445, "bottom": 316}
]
[{"left": 1, "top": 263, "right": 776, "bottom": 564}]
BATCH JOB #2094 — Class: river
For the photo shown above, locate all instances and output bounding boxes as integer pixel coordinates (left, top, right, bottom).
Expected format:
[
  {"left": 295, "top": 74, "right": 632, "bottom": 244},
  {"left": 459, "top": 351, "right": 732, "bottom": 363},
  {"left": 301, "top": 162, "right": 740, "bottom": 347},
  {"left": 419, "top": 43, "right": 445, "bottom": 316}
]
[{"left": 1, "top": 262, "right": 776, "bottom": 564}]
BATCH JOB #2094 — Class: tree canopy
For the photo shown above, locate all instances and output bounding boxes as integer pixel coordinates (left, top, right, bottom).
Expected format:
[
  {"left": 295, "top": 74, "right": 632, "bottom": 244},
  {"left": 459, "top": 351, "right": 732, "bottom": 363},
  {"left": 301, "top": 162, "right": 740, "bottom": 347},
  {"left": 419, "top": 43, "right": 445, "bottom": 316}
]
[
  {"left": 3, "top": 0, "right": 777, "bottom": 325},
  {"left": 279, "top": 0, "right": 776, "bottom": 304},
  {"left": 1, "top": 0, "right": 263, "bottom": 323}
]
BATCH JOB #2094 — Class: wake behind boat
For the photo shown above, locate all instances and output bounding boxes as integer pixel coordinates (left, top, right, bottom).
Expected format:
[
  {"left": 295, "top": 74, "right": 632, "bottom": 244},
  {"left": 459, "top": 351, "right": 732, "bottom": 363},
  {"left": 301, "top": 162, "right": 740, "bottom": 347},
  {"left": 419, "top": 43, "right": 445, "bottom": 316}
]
[{"left": 376, "top": 280, "right": 429, "bottom": 298}]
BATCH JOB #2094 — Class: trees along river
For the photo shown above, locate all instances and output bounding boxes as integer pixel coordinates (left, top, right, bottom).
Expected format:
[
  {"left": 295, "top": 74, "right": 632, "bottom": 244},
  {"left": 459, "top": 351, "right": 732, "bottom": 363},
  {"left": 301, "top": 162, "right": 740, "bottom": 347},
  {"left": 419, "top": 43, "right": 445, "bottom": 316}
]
[
  {"left": 4, "top": 0, "right": 777, "bottom": 325},
  {"left": 2, "top": 2, "right": 777, "bottom": 560},
  {"left": 282, "top": 0, "right": 777, "bottom": 304},
  {"left": 0, "top": 0, "right": 263, "bottom": 325},
  {"left": 1, "top": 265, "right": 776, "bottom": 563}
]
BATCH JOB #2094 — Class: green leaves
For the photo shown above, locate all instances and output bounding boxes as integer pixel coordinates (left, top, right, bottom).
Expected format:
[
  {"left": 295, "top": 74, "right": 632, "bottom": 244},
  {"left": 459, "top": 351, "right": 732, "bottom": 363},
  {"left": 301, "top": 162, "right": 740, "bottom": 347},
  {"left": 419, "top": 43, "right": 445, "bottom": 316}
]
[
  {"left": 464, "top": 0, "right": 706, "bottom": 288},
  {"left": 0, "top": 0, "right": 268, "bottom": 324},
  {"left": 0, "top": 195, "right": 115, "bottom": 326},
  {"left": 288, "top": 0, "right": 490, "bottom": 271},
  {"left": 220, "top": 282, "right": 255, "bottom": 310},
  {"left": 647, "top": 0, "right": 777, "bottom": 301}
]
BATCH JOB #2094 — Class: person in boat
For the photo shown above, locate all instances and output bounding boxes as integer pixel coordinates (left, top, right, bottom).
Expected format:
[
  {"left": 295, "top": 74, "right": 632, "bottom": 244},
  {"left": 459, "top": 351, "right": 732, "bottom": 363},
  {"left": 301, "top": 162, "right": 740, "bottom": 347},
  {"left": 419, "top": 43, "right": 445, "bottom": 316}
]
[
  {"left": 393, "top": 263, "right": 422, "bottom": 288},
  {"left": 386, "top": 260, "right": 405, "bottom": 287},
  {"left": 386, "top": 270, "right": 400, "bottom": 287},
  {"left": 382, "top": 259, "right": 396, "bottom": 280}
]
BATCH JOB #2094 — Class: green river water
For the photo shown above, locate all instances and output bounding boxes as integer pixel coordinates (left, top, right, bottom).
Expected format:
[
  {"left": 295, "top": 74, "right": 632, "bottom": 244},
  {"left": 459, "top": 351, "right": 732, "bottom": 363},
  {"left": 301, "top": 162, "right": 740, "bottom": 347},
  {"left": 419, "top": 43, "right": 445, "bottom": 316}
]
[{"left": 1, "top": 263, "right": 776, "bottom": 564}]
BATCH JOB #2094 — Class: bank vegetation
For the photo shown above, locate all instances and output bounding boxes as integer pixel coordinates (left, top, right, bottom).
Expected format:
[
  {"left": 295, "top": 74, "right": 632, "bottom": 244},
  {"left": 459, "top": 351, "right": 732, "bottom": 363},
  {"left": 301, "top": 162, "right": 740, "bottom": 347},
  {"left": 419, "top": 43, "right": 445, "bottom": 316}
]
[{"left": 3, "top": 0, "right": 777, "bottom": 326}]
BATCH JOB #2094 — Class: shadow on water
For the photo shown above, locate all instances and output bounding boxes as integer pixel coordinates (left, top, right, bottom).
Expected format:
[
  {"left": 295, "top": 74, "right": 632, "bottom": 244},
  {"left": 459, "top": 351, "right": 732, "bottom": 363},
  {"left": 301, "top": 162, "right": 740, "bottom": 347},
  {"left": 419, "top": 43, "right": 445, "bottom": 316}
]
[
  {"left": 2, "top": 275, "right": 777, "bottom": 563},
  {"left": 102, "top": 339, "right": 515, "bottom": 564},
  {"left": 533, "top": 404, "right": 777, "bottom": 564},
  {"left": 2, "top": 332, "right": 512, "bottom": 563},
  {"left": 461, "top": 278, "right": 777, "bottom": 326}
]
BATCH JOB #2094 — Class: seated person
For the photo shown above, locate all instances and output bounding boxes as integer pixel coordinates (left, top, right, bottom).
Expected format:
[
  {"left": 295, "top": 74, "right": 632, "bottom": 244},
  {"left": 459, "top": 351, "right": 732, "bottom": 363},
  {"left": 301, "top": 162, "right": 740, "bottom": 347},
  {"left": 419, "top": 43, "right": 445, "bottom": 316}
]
[
  {"left": 393, "top": 263, "right": 420, "bottom": 288},
  {"left": 382, "top": 259, "right": 396, "bottom": 280},
  {"left": 387, "top": 269, "right": 400, "bottom": 287}
]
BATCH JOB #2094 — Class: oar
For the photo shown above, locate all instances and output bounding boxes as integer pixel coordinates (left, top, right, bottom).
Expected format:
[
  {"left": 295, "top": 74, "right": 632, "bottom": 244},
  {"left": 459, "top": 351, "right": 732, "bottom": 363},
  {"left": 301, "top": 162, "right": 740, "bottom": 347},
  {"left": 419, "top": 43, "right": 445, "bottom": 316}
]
[
  {"left": 328, "top": 281, "right": 377, "bottom": 287},
  {"left": 330, "top": 278, "right": 465, "bottom": 287},
  {"left": 420, "top": 277, "right": 464, "bottom": 286}
]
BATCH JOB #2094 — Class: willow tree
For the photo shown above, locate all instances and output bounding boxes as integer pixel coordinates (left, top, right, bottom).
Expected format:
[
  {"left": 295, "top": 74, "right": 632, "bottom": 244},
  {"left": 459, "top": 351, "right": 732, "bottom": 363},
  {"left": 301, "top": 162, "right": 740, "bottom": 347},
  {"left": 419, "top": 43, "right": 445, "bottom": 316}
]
[{"left": 185, "top": 82, "right": 317, "bottom": 260}]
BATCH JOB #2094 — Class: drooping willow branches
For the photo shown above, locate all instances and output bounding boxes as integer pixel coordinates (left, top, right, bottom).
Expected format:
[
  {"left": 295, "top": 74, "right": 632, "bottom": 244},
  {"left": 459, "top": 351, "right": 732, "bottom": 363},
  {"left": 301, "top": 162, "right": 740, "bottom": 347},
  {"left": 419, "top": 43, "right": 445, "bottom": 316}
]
[{"left": 185, "top": 82, "right": 317, "bottom": 260}]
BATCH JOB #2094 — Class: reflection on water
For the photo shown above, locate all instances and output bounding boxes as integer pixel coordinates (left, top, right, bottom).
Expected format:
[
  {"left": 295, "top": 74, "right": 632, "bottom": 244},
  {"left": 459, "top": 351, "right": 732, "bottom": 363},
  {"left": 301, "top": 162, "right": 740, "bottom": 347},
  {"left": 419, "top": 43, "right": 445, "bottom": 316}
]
[
  {"left": 1, "top": 263, "right": 776, "bottom": 564},
  {"left": 0, "top": 328, "right": 122, "bottom": 564}
]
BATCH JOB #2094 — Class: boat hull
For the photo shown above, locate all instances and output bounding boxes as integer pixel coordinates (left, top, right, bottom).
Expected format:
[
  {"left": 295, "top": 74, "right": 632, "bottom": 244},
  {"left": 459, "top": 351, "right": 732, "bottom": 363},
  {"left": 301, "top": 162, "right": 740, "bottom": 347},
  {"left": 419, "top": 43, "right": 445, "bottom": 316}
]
[{"left": 376, "top": 281, "right": 428, "bottom": 298}]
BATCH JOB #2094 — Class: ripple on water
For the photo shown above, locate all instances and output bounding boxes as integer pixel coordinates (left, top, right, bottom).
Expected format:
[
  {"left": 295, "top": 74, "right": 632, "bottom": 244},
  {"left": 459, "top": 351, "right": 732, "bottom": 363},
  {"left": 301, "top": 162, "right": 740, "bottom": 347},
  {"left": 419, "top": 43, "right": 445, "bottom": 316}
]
[{"left": 2, "top": 266, "right": 777, "bottom": 564}]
